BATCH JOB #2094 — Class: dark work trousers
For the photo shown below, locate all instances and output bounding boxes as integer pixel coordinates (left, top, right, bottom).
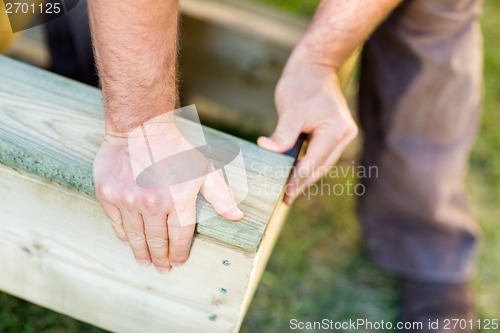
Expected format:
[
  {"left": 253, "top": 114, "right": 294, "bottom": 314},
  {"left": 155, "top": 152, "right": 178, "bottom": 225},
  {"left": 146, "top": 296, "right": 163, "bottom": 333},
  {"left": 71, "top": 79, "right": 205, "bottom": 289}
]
[
  {"left": 44, "top": 0, "right": 98, "bottom": 86},
  {"left": 358, "top": 0, "right": 482, "bottom": 283}
]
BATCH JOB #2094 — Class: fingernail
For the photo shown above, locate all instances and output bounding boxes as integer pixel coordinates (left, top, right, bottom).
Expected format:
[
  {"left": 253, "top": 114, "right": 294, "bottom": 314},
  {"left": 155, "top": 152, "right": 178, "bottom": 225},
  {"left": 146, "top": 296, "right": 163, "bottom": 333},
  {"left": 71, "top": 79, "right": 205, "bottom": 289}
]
[
  {"left": 137, "top": 259, "right": 151, "bottom": 267},
  {"left": 231, "top": 206, "right": 244, "bottom": 217},
  {"left": 122, "top": 241, "right": 130, "bottom": 247},
  {"left": 156, "top": 266, "right": 171, "bottom": 274},
  {"left": 170, "top": 262, "right": 183, "bottom": 267}
]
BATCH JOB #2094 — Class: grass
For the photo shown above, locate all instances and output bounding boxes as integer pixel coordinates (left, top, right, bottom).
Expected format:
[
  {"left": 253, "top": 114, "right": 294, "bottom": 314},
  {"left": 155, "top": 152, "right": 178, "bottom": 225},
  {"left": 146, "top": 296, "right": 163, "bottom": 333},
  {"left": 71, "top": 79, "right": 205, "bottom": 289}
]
[
  {"left": 1, "top": 1, "right": 500, "bottom": 332},
  {"left": 468, "top": 0, "right": 500, "bottom": 322},
  {"left": 241, "top": 169, "right": 401, "bottom": 332}
]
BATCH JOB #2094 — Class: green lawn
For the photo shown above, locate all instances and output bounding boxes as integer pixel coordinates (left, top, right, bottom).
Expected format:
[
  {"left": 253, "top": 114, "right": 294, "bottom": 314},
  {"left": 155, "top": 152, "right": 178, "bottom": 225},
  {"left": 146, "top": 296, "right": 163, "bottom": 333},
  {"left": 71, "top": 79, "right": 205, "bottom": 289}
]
[{"left": 1, "top": 1, "right": 500, "bottom": 332}]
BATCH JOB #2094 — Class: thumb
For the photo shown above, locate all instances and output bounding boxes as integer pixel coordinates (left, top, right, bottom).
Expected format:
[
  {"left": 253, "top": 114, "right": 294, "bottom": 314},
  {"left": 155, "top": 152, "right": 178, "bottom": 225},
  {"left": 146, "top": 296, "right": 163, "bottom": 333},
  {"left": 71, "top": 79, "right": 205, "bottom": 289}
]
[
  {"left": 257, "top": 112, "right": 302, "bottom": 153},
  {"left": 200, "top": 170, "right": 244, "bottom": 221}
]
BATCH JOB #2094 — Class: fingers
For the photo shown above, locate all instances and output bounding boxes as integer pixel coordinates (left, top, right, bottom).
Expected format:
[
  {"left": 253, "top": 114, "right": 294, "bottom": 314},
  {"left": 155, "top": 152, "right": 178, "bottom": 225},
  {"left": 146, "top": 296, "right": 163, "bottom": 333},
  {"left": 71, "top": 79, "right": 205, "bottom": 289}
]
[
  {"left": 167, "top": 203, "right": 196, "bottom": 267},
  {"left": 119, "top": 190, "right": 173, "bottom": 272},
  {"left": 94, "top": 132, "right": 244, "bottom": 272},
  {"left": 96, "top": 185, "right": 128, "bottom": 245},
  {"left": 143, "top": 213, "right": 170, "bottom": 273},
  {"left": 103, "top": 201, "right": 128, "bottom": 245},
  {"left": 121, "top": 208, "right": 151, "bottom": 267},
  {"left": 283, "top": 136, "right": 333, "bottom": 205},
  {"left": 257, "top": 111, "right": 302, "bottom": 153},
  {"left": 201, "top": 170, "right": 244, "bottom": 221},
  {"left": 97, "top": 176, "right": 201, "bottom": 272}
]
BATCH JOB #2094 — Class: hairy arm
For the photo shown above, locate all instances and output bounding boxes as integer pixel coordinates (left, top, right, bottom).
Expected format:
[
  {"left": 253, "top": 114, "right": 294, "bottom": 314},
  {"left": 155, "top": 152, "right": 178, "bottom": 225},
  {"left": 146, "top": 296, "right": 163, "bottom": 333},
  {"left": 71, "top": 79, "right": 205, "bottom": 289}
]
[
  {"left": 88, "top": 0, "right": 179, "bottom": 134},
  {"left": 89, "top": 1, "right": 243, "bottom": 272},
  {"left": 295, "top": 0, "right": 402, "bottom": 69},
  {"left": 258, "top": 0, "right": 401, "bottom": 203}
]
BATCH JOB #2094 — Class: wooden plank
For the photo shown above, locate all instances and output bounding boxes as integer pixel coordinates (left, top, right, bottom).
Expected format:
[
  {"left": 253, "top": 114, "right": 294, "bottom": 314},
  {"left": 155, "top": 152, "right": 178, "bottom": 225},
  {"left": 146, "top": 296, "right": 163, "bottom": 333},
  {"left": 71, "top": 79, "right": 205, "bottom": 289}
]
[
  {"left": 178, "top": 0, "right": 309, "bottom": 135},
  {"left": 180, "top": 14, "right": 289, "bottom": 135},
  {"left": 0, "top": 55, "right": 296, "bottom": 332},
  {"left": 0, "top": 55, "right": 294, "bottom": 252},
  {"left": 0, "top": 164, "right": 256, "bottom": 333},
  {"left": 180, "top": 0, "right": 308, "bottom": 49},
  {"left": 179, "top": 0, "right": 358, "bottom": 136},
  {"left": 4, "top": 1, "right": 357, "bottom": 138},
  {"left": 236, "top": 201, "right": 290, "bottom": 328}
]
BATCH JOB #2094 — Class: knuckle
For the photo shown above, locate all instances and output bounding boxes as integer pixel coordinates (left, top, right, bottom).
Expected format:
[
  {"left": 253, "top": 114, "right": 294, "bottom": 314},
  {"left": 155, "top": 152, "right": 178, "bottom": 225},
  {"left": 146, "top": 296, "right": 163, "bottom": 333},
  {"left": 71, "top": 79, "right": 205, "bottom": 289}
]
[
  {"left": 171, "top": 236, "right": 192, "bottom": 249},
  {"left": 142, "top": 193, "right": 163, "bottom": 216},
  {"left": 125, "top": 230, "right": 146, "bottom": 242},
  {"left": 112, "top": 226, "right": 127, "bottom": 240},
  {"left": 117, "top": 234, "right": 128, "bottom": 242},
  {"left": 345, "top": 121, "right": 358, "bottom": 136},
  {"left": 121, "top": 190, "right": 136, "bottom": 209},
  {"left": 100, "top": 185, "right": 116, "bottom": 202},
  {"left": 109, "top": 218, "right": 123, "bottom": 228},
  {"left": 329, "top": 119, "right": 349, "bottom": 137},
  {"left": 111, "top": 227, "right": 127, "bottom": 241},
  {"left": 142, "top": 193, "right": 161, "bottom": 210},
  {"left": 146, "top": 237, "right": 168, "bottom": 248},
  {"left": 334, "top": 120, "right": 348, "bottom": 135}
]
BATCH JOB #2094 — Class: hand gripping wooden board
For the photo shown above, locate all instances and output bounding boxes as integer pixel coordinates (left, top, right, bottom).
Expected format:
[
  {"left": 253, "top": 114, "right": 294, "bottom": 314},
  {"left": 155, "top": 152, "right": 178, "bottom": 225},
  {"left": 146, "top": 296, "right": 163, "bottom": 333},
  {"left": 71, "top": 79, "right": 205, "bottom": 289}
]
[{"left": 0, "top": 55, "right": 294, "bottom": 333}]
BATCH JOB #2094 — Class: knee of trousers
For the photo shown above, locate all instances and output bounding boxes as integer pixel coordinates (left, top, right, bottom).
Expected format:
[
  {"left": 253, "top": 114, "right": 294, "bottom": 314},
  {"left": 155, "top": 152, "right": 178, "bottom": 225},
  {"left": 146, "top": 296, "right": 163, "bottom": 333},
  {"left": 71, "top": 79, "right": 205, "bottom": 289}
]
[
  {"left": 357, "top": 145, "right": 480, "bottom": 282},
  {"left": 355, "top": 0, "right": 483, "bottom": 283}
]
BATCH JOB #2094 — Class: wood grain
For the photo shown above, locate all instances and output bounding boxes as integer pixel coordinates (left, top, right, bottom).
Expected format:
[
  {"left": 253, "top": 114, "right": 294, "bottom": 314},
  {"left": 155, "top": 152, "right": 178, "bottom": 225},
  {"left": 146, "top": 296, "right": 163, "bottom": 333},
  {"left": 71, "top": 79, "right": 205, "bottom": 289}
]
[
  {"left": 0, "top": 55, "right": 296, "bottom": 332},
  {"left": 0, "top": 55, "right": 294, "bottom": 252}
]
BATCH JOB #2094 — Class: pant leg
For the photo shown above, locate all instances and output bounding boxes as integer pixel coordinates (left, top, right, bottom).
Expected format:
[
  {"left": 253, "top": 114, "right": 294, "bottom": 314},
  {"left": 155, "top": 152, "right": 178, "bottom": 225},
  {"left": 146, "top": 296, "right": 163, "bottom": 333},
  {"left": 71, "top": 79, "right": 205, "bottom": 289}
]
[
  {"left": 45, "top": 0, "right": 98, "bottom": 86},
  {"left": 358, "top": 0, "right": 483, "bottom": 283}
]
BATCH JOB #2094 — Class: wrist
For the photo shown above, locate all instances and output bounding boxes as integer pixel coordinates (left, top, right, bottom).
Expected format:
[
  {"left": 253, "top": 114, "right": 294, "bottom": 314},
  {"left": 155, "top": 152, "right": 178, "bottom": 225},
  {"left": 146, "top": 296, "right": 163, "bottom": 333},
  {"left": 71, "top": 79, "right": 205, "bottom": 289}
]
[
  {"left": 281, "top": 51, "right": 342, "bottom": 88},
  {"left": 103, "top": 85, "right": 178, "bottom": 136},
  {"left": 105, "top": 110, "right": 178, "bottom": 138},
  {"left": 107, "top": 111, "right": 186, "bottom": 181},
  {"left": 287, "top": 41, "right": 343, "bottom": 72}
]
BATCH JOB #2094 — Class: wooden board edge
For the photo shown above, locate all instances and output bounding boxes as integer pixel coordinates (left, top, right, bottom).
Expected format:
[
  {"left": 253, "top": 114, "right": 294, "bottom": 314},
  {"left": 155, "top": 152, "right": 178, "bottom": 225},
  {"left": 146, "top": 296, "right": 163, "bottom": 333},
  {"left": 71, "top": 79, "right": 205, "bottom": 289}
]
[
  {"left": 0, "top": 162, "right": 258, "bottom": 333},
  {"left": 233, "top": 200, "right": 290, "bottom": 332}
]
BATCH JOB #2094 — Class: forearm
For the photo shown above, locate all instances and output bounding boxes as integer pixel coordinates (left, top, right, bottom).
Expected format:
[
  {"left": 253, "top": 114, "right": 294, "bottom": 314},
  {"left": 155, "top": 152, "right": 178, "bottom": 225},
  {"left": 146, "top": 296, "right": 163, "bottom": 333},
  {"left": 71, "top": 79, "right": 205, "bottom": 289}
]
[
  {"left": 292, "top": 0, "right": 401, "bottom": 69},
  {"left": 88, "top": 0, "right": 179, "bottom": 134}
]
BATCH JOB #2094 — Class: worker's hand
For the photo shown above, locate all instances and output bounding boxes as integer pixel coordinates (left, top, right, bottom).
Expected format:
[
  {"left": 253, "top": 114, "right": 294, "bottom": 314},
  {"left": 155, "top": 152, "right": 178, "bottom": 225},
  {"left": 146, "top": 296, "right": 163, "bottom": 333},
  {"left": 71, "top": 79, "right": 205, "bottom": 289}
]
[
  {"left": 258, "top": 60, "right": 358, "bottom": 204},
  {"left": 93, "top": 118, "right": 244, "bottom": 273}
]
